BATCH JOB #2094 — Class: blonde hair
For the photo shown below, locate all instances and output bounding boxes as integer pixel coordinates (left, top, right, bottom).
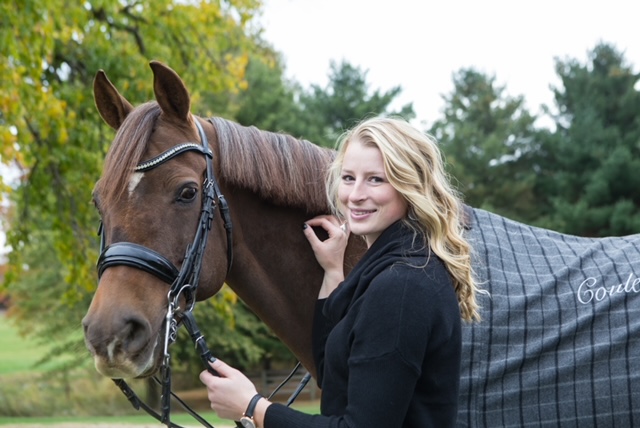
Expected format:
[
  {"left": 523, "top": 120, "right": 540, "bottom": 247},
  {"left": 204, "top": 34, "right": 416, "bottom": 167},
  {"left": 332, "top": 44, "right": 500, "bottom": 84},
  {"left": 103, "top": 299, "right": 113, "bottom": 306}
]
[{"left": 327, "top": 116, "right": 480, "bottom": 322}]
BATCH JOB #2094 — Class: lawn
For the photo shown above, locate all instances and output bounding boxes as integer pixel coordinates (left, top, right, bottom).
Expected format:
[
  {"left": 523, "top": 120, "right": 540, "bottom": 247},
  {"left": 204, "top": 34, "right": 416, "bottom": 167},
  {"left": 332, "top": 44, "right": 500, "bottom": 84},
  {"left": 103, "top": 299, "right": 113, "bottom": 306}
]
[
  {"left": 0, "top": 311, "right": 56, "bottom": 375},
  {"left": 0, "top": 401, "right": 320, "bottom": 425},
  {"left": 0, "top": 411, "right": 227, "bottom": 425}
]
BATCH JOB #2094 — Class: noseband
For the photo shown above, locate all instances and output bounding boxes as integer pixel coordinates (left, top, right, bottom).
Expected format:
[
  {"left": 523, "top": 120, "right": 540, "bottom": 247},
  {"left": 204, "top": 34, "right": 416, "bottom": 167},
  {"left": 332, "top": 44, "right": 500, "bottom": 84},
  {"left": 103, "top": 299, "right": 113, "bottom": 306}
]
[{"left": 95, "top": 118, "right": 234, "bottom": 428}]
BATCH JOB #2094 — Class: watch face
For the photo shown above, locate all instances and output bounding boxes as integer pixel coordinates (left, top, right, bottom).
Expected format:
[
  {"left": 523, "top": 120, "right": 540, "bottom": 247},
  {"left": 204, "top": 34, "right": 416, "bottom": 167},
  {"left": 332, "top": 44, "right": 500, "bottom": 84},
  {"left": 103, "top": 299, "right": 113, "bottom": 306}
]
[{"left": 240, "top": 416, "right": 256, "bottom": 428}]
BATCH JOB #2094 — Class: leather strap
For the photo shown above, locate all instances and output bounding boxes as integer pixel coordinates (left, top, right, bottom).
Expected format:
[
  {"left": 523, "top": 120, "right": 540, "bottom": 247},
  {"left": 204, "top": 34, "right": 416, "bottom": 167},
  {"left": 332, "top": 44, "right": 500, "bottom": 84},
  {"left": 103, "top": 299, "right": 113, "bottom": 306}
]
[
  {"left": 244, "top": 393, "right": 263, "bottom": 418},
  {"left": 98, "top": 242, "right": 179, "bottom": 284}
]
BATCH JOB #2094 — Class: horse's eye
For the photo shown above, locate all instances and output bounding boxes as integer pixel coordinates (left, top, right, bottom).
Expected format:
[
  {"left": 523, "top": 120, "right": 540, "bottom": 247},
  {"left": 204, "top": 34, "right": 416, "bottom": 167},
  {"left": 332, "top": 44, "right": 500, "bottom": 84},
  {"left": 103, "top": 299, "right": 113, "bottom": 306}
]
[
  {"left": 178, "top": 186, "right": 198, "bottom": 202},
  {"left": 92, "top": 194, "right": 102, "bottom": 214}
]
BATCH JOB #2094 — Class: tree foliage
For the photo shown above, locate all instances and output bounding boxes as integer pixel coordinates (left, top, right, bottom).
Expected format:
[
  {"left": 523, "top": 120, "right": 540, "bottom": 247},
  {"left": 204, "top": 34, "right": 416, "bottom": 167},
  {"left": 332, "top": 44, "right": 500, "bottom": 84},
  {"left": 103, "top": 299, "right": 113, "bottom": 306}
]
[
  {"left": 538, "top": 43, "right": 640, "bottom": 236},
  {"left": 232, "top": 55, "right": 303, "bottom": 133},
  {"left": 293, "top": 60, "right": 415, "bottom": 147},
  {"left": 429, "top": 68, "right": 541, "bottom": 223},
  {"left": 0, "top": 0, "right": 274, "bottom": 368},
  {"left": 233, "top": 58, "right": 415, "bottom": 149},
  {"left": 235, "top": 59, "right": 415, "bottom": 147},
  {"left": 429, "top": 44, "right": 640, "bottom": 235}
]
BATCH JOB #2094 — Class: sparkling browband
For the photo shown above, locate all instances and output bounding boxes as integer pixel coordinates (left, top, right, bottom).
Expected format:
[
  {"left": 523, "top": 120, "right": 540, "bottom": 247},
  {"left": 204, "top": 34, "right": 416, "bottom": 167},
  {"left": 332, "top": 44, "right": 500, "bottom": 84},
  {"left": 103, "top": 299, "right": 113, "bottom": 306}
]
[{"left": 135, "top": 143, "right": 212, "bottom": 172}]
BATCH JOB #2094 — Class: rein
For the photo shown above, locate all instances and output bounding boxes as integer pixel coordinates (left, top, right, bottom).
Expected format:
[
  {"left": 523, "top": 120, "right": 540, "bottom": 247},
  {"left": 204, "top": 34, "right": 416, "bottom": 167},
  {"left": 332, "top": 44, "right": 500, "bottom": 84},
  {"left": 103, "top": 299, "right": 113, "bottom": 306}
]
[{"left": 95, "top": 118, "right": 308, "bottom": 427}]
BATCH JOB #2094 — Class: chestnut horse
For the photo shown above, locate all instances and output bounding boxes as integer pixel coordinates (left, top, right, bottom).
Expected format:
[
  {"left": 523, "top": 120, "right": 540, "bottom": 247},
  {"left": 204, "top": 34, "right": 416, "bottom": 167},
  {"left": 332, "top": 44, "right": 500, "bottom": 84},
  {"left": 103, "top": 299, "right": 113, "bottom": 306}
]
[
  {"left": 83, "top": 61, "right": 364, "bottom": 384},
  {"left": 83, "top": 61, "right": 640, "bottom": 427}
]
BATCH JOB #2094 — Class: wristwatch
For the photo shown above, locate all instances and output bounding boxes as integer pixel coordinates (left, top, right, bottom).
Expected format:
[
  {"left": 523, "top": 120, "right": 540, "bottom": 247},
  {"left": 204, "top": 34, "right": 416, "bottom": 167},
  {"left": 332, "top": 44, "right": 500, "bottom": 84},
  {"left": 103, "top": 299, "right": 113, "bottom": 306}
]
[{"left": 239, "top": 393, "right": 263, "bottom": 428}]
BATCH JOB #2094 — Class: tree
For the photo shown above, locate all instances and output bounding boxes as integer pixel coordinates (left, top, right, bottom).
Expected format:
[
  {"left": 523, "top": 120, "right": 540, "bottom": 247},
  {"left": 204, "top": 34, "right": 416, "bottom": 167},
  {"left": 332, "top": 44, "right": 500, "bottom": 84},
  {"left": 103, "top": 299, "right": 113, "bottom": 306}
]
[
  {"left": 0, "top": 0, "right": 271, "bottom": 370},
  {"left": 232, "top": 55, "right": 304, "bottom": 134},
  {"left": 429, "top": 68, "right": 541, "bottom": 223},
  {"left": 294, "top": 60, "right": 415, "bottom": 147},
  {"left": 233, "top": 58, "right": 415, "bottom": 148},
  {"left": 539, "top": 43, "right": 640, "bottom": 236}
]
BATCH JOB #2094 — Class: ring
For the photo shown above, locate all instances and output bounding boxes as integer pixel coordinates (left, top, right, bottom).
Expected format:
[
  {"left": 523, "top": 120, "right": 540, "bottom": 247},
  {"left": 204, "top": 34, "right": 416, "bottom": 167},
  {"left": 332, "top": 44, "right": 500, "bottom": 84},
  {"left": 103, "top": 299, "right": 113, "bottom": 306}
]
[{"left": 340, "top": 223, "right": 347, "bottom": 233}]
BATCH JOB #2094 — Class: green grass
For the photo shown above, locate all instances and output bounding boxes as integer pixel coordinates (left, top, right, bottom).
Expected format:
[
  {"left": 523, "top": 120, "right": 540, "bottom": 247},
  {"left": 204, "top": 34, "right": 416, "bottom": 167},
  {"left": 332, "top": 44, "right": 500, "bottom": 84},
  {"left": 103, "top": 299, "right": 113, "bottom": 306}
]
[
  {"left": 0, "top": 412, "right": 225, "bottom": 425},
  {"left": 0, "top": 402, "right": 320, "bottom": 425},
  {"left": 0, "top": 312, "right": 54, "bottom": 375},
  {"left": 0, "top": 312, "right": 82, "bottom": 375}
]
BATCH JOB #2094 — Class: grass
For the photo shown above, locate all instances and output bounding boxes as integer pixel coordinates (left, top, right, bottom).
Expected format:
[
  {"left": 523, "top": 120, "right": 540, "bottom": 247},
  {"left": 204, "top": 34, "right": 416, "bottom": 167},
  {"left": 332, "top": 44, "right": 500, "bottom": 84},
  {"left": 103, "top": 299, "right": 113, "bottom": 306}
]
[
  {"left": 0, "top": 312, "right": 57, "bottom": 375},
  {"left": 0, "top": 412, "right": 226, "bottom": 425},
  {"left": 0, "top": 401, "right": 320, "bottom": 425},
  {"left": 0, "top": 312, "right": 320, "bottom": 424}
]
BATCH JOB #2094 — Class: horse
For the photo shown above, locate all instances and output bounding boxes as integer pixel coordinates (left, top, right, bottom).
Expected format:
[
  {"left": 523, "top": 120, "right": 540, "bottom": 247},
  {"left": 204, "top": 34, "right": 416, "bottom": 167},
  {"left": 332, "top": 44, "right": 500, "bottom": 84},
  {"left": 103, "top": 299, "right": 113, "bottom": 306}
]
[{"left": 82, "top": 61, "right": 640, "bottom": 427}]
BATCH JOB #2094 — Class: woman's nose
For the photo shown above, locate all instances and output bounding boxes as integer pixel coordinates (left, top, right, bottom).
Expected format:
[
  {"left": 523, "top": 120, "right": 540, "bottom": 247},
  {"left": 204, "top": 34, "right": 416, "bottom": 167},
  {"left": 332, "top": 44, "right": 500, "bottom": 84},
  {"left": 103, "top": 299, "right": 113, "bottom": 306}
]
[{"left": 348, "top": 181, "right": 367, "bottom": 202}]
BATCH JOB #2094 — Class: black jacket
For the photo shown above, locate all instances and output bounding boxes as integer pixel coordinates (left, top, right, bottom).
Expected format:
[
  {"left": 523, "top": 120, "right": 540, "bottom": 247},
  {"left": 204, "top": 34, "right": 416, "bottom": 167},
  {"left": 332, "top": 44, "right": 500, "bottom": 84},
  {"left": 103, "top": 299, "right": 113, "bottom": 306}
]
[{"left": 265, "top": 221, "right": 462, "bottom": 427}]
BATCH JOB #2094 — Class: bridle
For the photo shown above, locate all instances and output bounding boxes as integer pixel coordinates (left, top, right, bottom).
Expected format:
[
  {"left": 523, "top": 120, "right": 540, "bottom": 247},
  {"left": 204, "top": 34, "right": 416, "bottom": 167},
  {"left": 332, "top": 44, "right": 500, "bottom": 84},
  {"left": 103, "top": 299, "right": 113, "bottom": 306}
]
[
  {"left": 95, "top": 117, "right": 310, "bottom": 428},
  {"left": 96, "top": 118, "right": 234, "bottom": 428},
  {"left": 98, "top": 119, "right": 233, "bottom": 299}
]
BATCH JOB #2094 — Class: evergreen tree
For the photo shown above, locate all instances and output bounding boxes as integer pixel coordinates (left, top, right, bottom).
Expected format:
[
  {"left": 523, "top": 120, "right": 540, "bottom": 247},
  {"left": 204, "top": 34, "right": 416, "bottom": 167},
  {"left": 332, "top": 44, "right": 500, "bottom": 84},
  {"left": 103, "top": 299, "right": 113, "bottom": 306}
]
[
  {"left": 232, "top": 55, "right": 304, "bottom": 135},
  {"left": 430, "top": 68, "right": 541, "bottom": 223},
  {"left": 233, "top": 59, "right": 414, "bottom": 148},
  {"left": 539, "top": 43, "right": 640, "bottom": 236},
  {"left": 296, "top": 60, "right": 414, "bottom": 147}
]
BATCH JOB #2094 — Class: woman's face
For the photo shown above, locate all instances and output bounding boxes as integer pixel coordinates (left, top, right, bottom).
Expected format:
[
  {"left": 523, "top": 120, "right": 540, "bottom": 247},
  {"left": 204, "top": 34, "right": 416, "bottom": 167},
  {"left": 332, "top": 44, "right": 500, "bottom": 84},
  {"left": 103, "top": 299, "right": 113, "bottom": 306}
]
[{"left": 338, "top": 139, "right": 408, "bottom": 247}]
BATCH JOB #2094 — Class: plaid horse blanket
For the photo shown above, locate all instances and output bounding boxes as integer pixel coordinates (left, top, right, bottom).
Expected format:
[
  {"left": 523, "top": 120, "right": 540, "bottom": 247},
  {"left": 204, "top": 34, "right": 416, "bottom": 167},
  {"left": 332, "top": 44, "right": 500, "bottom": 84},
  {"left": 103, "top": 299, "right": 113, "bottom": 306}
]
[{"left": 459, "top": 207, "right": 640, "bottom": 427}]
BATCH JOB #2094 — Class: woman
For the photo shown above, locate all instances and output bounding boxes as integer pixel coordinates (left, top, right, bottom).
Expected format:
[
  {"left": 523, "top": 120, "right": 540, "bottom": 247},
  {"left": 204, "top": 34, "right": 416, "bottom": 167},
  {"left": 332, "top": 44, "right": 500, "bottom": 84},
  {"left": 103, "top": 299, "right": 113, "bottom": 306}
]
[{"left": 199, "top": 116, "right": 481, "bottom": 427}]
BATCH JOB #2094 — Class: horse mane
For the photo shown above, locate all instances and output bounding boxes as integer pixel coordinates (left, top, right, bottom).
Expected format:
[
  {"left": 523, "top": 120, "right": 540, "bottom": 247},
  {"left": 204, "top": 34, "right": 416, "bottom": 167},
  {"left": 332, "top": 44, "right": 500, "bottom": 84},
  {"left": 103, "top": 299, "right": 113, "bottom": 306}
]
[
  {"left": 95, "top": 103, "right": 334, "bottom": 215},
  {"left": 210, "top": 117, "right": 334, "bottom": 214},
  {"left": 95, "top": 102, "right": 161, "bottom": 207}
]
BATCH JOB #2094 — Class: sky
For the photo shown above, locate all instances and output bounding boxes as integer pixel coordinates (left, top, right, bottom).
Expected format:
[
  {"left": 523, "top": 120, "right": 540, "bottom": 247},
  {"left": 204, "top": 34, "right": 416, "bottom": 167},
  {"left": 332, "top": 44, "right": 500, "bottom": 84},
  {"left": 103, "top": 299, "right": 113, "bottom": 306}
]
[{"left": 259, "top": 0, "right": 640, "bottom": 126}]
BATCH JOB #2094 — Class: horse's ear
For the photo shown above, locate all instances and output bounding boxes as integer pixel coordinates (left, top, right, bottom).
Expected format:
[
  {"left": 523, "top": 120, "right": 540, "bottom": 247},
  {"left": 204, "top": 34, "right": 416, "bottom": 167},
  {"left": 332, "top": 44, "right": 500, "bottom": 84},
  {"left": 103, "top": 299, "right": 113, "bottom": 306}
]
[
  {"left": 93, "top": 70, "right": 134, "bottom": 130},
  {"left": 149, "top": 60, "right": 190, "bottom": 121}
]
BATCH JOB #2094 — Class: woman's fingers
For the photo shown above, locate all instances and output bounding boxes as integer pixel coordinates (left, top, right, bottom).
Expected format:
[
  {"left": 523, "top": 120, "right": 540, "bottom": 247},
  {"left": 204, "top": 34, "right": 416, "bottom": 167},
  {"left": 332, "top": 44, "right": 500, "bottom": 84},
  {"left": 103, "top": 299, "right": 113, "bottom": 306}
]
[
  {"left": 306, "top": 215, "right": 340, "bottom": 231},
  {"left": 304, "top": 215, "right": 348, "bottom": 241},
  {"left": 199, "top": 359, "right": 258, "bottom": 420}
]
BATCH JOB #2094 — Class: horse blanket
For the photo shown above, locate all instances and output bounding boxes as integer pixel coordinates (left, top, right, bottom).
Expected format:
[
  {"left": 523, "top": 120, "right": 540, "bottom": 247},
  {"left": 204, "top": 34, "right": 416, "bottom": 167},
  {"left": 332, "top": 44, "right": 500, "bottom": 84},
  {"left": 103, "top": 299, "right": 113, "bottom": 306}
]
[{"left": 459, "top": 207, "right": 640, "bottom": 427}]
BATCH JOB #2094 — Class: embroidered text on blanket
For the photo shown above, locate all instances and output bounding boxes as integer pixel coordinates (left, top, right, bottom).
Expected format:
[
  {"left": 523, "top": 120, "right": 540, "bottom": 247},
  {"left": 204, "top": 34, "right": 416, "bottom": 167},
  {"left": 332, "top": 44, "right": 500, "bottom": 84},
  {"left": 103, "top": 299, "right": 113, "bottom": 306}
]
[{"left": 577, "top": 272, "right": 640, "bottom": 304}]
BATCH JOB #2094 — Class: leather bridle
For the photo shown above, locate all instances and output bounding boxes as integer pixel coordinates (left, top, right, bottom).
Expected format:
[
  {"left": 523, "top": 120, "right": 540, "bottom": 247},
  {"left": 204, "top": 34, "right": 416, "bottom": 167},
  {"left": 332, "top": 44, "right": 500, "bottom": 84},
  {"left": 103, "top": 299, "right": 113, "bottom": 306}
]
[
  {"left": 95, "top": 117, "right": 310, "bottom": 427},
  {"left": 96, "top": 118, "right": 234, "bottom": 428},
  {"left": 98, "top": 119, "right": 233, "bottom": 300}
]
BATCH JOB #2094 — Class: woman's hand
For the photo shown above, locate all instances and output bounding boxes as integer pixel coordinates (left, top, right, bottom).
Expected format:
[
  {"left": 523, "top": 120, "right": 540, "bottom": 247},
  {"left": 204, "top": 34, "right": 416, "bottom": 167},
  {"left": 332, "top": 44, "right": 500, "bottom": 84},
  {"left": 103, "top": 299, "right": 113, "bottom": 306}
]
[
  {"left": 303, "top": 215, "right": 349, "bottom": 298},
  {"left": 199, "top": 359, "right": 265, "bottom": 422}
]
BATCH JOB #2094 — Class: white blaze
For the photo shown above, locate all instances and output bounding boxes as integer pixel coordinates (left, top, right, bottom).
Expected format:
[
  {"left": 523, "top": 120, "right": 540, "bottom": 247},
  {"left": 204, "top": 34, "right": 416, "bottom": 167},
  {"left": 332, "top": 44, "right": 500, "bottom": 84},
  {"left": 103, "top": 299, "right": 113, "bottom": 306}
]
[{"left": 128, "top": 172, "right": 144, "bottom": 194}]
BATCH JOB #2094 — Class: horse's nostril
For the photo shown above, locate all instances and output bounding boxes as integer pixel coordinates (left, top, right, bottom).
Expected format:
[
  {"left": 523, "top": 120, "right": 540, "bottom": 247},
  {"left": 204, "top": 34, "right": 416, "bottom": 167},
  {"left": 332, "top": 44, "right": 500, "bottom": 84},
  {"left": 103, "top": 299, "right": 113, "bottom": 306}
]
[
  {"left": 82, "top": 311, "right": 154, "bottom": 364},
  {"left": 121, "top": 316, "right": 152, "bottom": 354}
]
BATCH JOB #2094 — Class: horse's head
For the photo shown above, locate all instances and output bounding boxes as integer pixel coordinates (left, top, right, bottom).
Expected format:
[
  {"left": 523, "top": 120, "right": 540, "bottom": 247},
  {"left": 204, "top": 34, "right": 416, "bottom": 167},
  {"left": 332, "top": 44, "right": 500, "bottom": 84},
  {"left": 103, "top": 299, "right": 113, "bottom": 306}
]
[{"left": 82, "top": 61, "right": 229, "bottom": 378}]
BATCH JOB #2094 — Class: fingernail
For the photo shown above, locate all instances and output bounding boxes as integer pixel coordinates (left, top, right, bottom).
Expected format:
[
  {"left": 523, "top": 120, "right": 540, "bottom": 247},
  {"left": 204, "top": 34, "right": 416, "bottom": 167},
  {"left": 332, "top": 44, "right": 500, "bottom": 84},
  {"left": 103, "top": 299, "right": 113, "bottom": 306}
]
[{"left": 302, "top": 223, "right": 308, "bottom": 230}]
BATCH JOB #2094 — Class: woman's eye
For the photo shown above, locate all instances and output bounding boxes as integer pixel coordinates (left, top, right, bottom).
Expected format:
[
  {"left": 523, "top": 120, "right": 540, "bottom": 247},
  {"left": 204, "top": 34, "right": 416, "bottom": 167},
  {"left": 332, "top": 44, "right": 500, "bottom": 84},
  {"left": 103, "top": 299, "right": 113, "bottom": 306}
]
[
  {"left": 179, "top": 187, "right": 198, "bottom": 201},
  {"left": 370, "top": 176, "right": 384, "bottom": 183},
  {"left": 341, "top": 175, "right": 354, "bottom": 182}
]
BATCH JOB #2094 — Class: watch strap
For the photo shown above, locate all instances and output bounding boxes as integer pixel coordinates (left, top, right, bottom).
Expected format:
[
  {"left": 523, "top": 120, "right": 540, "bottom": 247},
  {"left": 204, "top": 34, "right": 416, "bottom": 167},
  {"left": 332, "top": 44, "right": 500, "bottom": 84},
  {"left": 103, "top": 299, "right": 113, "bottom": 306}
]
[{"left": 244, "top": 393, "right": 263, "bottom": 419}]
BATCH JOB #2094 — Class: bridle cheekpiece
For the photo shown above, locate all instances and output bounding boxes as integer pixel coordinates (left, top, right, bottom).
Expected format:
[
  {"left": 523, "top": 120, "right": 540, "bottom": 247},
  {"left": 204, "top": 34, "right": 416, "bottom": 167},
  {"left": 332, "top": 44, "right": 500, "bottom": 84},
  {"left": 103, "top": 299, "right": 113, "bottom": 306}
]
[{"left": 96, "top": 118, "right": 233, "bottom": 428}]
